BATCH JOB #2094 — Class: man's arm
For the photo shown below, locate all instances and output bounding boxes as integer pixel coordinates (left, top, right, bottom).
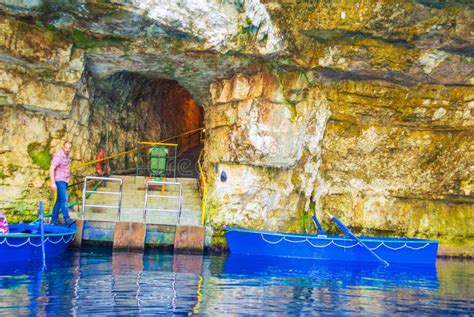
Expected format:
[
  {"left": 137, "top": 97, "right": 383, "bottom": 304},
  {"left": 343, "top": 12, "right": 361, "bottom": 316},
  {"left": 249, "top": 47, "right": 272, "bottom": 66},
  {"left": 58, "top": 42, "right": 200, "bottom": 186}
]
[{"left": 49, "top": 160, "right": 57, "bottom": 191}]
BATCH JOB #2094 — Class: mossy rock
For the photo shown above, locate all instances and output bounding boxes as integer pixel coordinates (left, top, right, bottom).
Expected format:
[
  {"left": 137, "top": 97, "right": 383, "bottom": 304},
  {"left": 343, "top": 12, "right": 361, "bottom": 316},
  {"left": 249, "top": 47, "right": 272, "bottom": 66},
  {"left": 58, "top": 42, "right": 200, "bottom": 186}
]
[
  {"left": 71, "top": 29, "right": 127, "bottom": 49},
  {"left": 39, "top": 70, "right": 55, "bottom": 79},
  {"left": 27, "top": 142, "right": 51, "bottom": 170},
  {"left": 71, "top": 30, "right": 99, "bottom": 49},
  {"left": 7, "top": 164, "right": 20, "bottom": 174},
  {"left": 5, "top": 202, "right": 37, "bottom": 224},
  {"left": 210, "top": 226, "right": 228, "bottom": 252},
  {"left": 291, "top": 172, "right": 302, "bottom": 187}
]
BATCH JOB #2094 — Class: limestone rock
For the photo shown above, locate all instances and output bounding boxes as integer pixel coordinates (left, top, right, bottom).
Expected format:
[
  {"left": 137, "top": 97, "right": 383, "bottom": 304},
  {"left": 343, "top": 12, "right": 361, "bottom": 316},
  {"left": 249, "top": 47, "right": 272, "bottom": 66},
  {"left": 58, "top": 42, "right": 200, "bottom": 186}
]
[
  {"left": 131, "top": 0, "right": 283, "bottom": 54},
  {"left": 0, "top": 0, "right": 472, "bottom": 255}
]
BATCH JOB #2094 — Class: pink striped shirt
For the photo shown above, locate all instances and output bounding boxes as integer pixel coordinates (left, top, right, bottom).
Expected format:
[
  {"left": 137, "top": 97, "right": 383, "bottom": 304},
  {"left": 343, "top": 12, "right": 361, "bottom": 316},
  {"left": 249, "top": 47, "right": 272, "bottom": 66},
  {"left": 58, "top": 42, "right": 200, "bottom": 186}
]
[{"left": 51, "top": 149, "right": 70, "bottom": 183}]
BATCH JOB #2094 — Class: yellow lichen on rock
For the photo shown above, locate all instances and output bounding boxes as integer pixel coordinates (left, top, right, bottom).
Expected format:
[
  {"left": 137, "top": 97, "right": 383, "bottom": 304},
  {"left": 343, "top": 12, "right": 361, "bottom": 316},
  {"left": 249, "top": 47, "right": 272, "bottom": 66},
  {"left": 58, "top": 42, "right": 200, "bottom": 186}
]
[{"left": 0, "top": 17, "right": 71, "bottom": 63}]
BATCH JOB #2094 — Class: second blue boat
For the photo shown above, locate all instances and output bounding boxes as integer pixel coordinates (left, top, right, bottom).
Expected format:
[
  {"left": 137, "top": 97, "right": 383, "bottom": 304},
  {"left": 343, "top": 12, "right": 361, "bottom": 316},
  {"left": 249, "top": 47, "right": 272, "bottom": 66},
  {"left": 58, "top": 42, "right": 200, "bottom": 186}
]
[{"left": 225, "top": 227, "right": 438, "bottom": 265}]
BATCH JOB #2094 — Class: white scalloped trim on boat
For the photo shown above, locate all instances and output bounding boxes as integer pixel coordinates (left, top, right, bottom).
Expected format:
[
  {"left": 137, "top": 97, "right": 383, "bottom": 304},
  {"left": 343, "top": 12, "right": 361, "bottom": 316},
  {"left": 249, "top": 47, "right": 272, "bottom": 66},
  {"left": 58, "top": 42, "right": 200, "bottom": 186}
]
[
  {"left": 0, "top": 235, "right": 75, "bottom": 248},
  {"left": 260, "top": 234, "right": 431, "bottom": 251}
]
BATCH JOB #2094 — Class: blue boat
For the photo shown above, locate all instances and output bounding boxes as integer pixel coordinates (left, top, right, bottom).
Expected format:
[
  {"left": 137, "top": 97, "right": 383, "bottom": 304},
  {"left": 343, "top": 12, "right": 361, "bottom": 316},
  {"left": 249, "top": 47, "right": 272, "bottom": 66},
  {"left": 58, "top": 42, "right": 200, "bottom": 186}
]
[
  {"left": 225, "top": 225, "right": 438, "bottom": 266},
  {"left": 0, "top": 224, "right": 77, "bottom": 263}
]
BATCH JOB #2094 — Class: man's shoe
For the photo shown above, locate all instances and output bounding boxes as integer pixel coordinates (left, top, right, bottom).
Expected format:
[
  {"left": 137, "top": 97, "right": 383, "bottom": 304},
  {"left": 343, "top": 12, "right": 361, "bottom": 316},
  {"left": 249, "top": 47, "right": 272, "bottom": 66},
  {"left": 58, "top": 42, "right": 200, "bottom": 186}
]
[
  {"left": 51, "top": 220, "right": 60, "bottom": 225},
  {"left": 65, "top": 219, "right": 76, "bottom": 227}
]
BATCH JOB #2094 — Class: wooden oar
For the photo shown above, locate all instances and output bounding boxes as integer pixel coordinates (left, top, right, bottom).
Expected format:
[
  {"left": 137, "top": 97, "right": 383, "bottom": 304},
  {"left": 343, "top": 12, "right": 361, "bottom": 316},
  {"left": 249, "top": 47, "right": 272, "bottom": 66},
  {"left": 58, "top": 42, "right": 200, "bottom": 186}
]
[
  {"left": 311, "top": 214, "right": 327, "bottom": 235},
  {"left": 327, "top": 212, "right": 389, "bottom": 267}
]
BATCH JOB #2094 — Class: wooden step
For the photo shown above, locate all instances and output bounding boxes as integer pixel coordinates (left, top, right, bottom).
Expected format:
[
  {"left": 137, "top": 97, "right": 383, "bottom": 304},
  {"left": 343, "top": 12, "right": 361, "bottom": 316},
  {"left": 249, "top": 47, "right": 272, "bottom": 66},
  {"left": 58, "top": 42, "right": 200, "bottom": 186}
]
[
  {"left": 86, "top": 195, "right": 202, "bottom": 207},
  {"left": 71, "top": 208, "right": 202, "bottom": 226}
]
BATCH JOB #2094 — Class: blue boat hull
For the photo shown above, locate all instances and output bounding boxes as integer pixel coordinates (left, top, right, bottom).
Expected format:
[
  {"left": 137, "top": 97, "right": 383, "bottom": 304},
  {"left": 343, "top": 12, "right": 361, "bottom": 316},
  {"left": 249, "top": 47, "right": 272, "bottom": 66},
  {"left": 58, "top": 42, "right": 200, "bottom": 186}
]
[
  {"left": 0, "top": 224, "right": 77, "bottom": 263},
  {"left": 225, "top": 227, "right": 438, "bottom": 265}
]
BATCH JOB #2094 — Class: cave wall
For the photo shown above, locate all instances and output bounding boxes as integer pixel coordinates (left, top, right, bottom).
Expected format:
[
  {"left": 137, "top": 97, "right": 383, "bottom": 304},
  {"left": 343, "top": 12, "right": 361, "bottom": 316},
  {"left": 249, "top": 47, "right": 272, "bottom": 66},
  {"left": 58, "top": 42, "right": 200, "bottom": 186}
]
[
  {"left": 0, "top": 1, "right": 472, "bottom": 255},
  {"left": 205, "top": 71, "right": 473, "bottom": 255},
  {"left": 0, "top": 15, "right": 203, "bottom": 220},
  {"left": 0, "top": 16, "right": 95, "bottom": 220},
  {"left": 90, "top": 72, "right": 203, "bottom": 160},
  {"left": 204, "top": 72, "right": 328, "bottom": 233},
  {"left": 320, "top": 82, "right": 473, "bottom": 254},
  {"left": 198, "top": 0, "right": 473, "bottom": 255}
]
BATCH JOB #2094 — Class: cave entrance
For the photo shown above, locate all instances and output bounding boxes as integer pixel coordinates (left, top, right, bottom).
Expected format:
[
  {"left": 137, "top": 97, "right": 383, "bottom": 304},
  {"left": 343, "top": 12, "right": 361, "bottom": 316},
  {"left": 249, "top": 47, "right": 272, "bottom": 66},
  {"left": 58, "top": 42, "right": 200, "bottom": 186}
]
[{"left": 94, "top": 71, "right": 204, "bottom": 179}]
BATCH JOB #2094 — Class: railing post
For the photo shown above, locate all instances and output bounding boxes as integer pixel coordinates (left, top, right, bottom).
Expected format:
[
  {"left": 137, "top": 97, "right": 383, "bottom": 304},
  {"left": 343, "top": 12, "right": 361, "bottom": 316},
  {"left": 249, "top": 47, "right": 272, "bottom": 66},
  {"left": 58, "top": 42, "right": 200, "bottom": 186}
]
[
  {"left": 173, "top": 145, "right": 177, "bottom": 178},
  {"left": 143, "top": 179, "right": 183, "bottom": 224},
  {"left": 117, "top": 179, "right": 123, "bottom": 221},
  {"left": 81, "top": 177, "right": 87, "bottom": 220},
  {"left": 136, "top": 143, "right": 139, "bottom": 176},
  {"left": 201, "top": 178, "right": 207, "bottom": 226},
  {"left": 143, "top": 181, "right": 149, "bottom": 222},
  {"left": 81, "top": 176, "right": 123, "bottom": 221},
  {"left": 197, "top": 149, "right": 207, "bottom": 226},
  {"left": 177, "top": 184, "right": 183, "bottom": 225}
]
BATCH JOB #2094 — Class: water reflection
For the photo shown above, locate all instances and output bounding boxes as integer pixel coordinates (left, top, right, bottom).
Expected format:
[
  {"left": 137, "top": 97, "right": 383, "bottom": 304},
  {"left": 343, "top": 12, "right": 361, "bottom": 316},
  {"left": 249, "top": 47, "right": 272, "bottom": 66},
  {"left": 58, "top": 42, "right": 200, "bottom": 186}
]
[
  {"left": 213, "top": 255, "right": 440, "bottom": 315},
  {"left": 0, "top": 251, "right": 473, "bottom": 316},
  {"left": 0, "top": 249, "right": 203, "bottom": 316},
  {"left": 75, "top": 249, "right": 202, "bottom": 316},
  {"left": 205, "top": 255, "right": 472, "bottom": 316},
  {"left": 223, "top": 254, "right": 439, "bottom": 289}
]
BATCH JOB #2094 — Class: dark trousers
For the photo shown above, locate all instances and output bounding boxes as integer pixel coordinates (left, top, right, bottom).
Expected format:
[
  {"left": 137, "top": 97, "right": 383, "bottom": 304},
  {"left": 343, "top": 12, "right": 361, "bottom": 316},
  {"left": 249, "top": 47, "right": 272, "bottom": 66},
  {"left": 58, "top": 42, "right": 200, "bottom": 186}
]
[{"left": 52, "top": 181, "right": 70, "bottom": 223}]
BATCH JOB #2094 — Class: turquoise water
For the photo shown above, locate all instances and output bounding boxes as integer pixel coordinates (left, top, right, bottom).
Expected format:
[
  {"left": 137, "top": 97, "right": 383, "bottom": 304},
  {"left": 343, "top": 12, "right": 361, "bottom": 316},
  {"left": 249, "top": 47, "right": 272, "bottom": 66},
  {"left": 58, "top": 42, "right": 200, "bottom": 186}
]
[{"left": 0, "top": 248, "right": 472, "bottom": 316}]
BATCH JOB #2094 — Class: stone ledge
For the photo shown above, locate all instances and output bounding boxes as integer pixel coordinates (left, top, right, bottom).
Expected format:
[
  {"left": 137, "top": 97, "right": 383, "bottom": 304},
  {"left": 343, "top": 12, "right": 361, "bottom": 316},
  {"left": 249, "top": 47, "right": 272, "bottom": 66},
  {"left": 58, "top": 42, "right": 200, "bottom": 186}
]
[{"left": 438, "top": 244, "right": 474, "bottom": 259}]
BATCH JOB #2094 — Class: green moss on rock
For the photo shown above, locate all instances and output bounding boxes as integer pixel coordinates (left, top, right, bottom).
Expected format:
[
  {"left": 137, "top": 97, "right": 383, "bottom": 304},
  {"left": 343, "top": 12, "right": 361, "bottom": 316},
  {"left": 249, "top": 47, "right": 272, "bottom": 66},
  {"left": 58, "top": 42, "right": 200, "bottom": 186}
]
[
  {"left": 7, "top": 164, "right": 20, "bottom": 174},
  {"left": 209, "top": 226, "right": 228, "bottom": 252},
  {"left": 27, "top": 142, "right": 51, "bottom": 170},
  {"left": 285, "top": 102, "right": 297, "bottom": 121},
  {"left": 5, "top": 202, "right": 36, "bottom": 224},
  {"left": 39, "top": 70, "right": 54, "bottom": 79},
  {"left": 291, "top": 173, "right": 301, "bottom": 187},
  {"left": 71, "top": 29, "right": 127, "bottom": 49}
]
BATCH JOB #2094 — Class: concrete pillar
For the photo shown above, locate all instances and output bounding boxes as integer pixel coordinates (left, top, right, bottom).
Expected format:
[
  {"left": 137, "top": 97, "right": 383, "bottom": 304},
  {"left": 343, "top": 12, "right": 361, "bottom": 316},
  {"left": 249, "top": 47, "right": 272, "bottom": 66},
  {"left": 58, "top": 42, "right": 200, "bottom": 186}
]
[
  {"left": 173, "top": 225, "right": 205, "bottom": 253},
  {"left": 113, "top": 222, "right": 146, "bottom": 251},
  {"left": 69, "top": 220, "right": 84, "bottom": 249},
  {"left": 82, "top": 221, "right": 115, "bottom": 243}
]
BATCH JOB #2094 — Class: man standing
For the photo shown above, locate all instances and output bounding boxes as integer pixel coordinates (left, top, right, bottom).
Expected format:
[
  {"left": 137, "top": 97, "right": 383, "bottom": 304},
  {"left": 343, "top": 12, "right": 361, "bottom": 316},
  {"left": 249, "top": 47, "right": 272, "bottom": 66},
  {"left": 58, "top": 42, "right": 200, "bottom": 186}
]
[{"left": 49, "top": 141, "right": 75, "bottom": 226}]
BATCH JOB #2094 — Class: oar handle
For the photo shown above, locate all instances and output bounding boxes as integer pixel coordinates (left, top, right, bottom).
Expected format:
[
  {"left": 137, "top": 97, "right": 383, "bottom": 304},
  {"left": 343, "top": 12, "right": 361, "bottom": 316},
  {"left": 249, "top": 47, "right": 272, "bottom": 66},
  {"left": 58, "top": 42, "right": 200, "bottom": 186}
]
[
  {"left": 327, "top": 212, "right": 389, "bottom": 267},
  {"left": 311, "top": 215, "right": 327, "bottom": 235}
]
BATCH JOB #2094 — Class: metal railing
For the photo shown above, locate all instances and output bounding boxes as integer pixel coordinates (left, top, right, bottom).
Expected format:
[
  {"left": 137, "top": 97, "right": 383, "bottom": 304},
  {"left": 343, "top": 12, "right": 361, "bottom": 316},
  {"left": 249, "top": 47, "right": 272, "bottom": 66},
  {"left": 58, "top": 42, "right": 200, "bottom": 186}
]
[
  {"left": 172, "top": 128, "right": 204, "bottom": 156},
  {"left": 136, "top": 142, "right": 178, "bottom": 178},
  {"left": 81, "top": 176, "right": 123, "bottom": 221},
  {"left": 143, "top": 179, "right": 183, "bottom": 224},
  {"left": 71, "top": 128, "right": 204, "bottom": 172},
  {"left": 197, "top": 149, "right": 207, "bottom": 225}
]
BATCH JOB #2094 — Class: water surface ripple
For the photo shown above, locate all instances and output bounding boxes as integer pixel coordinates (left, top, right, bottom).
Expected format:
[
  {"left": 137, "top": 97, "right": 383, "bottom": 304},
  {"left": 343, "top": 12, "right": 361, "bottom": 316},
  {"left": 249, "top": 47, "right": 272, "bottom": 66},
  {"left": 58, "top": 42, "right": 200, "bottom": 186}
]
[{"left": 0, "top": 249, "right": 472, "bottom": 316}]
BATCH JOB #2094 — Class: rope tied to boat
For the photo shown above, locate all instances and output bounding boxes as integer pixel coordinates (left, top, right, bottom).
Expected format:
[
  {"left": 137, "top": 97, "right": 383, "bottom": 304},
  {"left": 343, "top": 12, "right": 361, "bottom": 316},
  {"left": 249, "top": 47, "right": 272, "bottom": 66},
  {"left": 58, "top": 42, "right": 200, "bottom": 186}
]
[
  {"left": 0, "top": 234, "right": 75, "bottom": 248},
  {"left": 259, "top": 233, "right": 431, "bottom": 251}
]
